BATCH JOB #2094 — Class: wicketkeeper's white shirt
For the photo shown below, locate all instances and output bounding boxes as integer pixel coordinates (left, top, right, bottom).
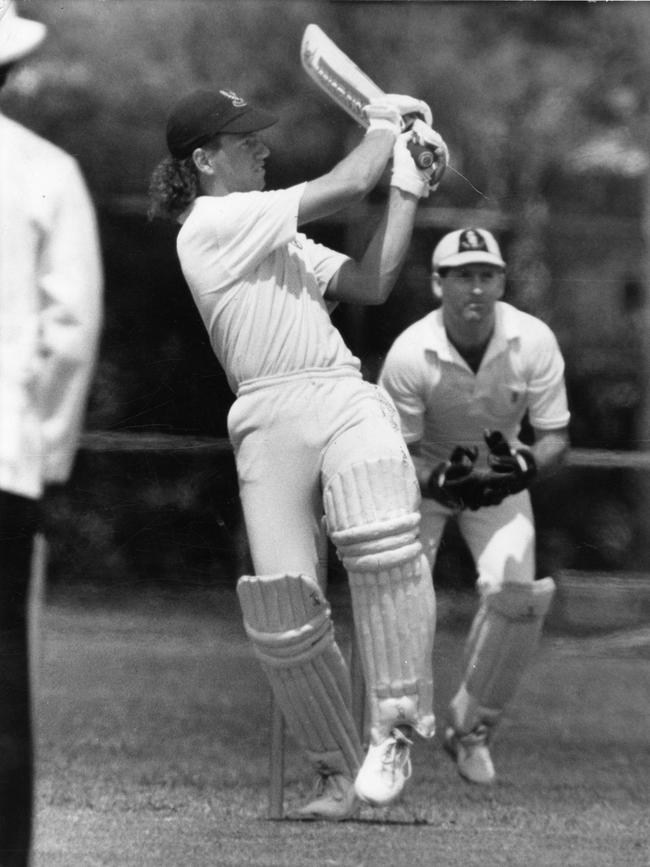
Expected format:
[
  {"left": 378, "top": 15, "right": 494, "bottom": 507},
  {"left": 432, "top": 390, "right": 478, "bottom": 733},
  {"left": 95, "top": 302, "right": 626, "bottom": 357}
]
[
  {"left": 177, "top": 183, "right": 359, "bottom": 394},
  {"left": 379, "top": 301, "right": 570, "bottom": 466}
]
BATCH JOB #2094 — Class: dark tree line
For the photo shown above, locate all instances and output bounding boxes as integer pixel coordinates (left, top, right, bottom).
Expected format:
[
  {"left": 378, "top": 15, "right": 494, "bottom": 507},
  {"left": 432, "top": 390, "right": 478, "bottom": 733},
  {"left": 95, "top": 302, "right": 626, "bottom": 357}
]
[{"left": 5, "top": 1, "right": 649, "bottom": 587}]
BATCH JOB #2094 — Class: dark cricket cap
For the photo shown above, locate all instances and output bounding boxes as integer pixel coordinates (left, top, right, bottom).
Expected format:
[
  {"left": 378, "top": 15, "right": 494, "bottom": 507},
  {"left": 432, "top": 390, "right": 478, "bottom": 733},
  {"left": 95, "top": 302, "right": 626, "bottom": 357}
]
[
  {"left": 166, "top": 88, "right": 278, "bottom": 159},
  {"left": 432, "top": 228, "right": 506, "bottom": 271}
]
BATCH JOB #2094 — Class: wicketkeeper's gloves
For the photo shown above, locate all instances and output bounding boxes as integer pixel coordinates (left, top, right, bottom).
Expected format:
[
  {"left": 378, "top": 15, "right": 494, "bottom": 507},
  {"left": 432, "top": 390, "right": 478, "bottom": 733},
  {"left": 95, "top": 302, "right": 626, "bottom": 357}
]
[
  {"left": 484, "top": 429, "right": 537, "bottom": 496},
  {"left": 426, "top": 434, "right": 536, "bottom": 511},
  {"left": 427, "top": 445, "right": 482, "bottom": 510}
]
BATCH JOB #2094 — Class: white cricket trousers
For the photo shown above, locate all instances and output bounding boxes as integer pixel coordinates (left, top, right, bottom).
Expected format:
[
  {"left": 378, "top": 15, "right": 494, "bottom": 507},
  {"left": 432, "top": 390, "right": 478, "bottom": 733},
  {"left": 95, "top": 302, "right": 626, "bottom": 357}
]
[
  {"left": 419, "top": 491, "right": 536, "bottom": 591},
  {"left": 227, "top": 369, "right": 413, "bottom": 578}
]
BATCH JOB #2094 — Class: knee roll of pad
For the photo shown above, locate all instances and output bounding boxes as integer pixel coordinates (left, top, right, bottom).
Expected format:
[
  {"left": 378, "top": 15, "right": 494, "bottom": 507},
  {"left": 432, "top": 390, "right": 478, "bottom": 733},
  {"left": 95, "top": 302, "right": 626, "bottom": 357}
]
[
  {"left": 237, "top": 572, "right": 362, "bottom": 778},
  {"left": 324, "top": 457, "right": 421, "bottom": 559},
  {"left": 324, "top": 457, "right": 423, "bottom": 575},
  {"left": 323, "top": 458, "right": 436, "bottom": 740},
  {"left": 451, "top": 577, "right": 556, "bottom": 733}
]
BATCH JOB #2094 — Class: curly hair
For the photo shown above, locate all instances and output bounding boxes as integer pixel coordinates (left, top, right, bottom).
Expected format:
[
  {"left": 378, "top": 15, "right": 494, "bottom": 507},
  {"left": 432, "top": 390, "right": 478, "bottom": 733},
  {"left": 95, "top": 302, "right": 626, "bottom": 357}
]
[{"left": 147, "top": 155, "right": 199, "bottom": 222}]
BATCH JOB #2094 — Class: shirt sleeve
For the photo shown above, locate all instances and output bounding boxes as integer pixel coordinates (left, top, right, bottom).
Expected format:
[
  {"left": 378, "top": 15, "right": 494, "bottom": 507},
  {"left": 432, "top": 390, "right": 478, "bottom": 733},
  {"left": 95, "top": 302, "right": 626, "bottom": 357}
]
[
  {"left": 183, "top": 184, "right": 307, "bottom": 291},
  {"left": 378, "top": 336, "right": 427, "bottom": 443},
  {"left": 299, "top": 234, "right": 351, "bottom": 298},
  {"left": 526, "top": 325, "right": 570, "bottom": 430},
  {"left": 37, "top": 157, "right": 104, "bottom": 482}
]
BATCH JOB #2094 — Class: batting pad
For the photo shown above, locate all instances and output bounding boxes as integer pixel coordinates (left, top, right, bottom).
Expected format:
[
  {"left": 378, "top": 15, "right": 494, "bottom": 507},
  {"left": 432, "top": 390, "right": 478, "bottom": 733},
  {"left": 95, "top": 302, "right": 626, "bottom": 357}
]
[
  {"left": 450, "top": 577, "right": 556, "bottom": 733},
  {"left": 324, "top": 458, "right": 436, "bottom": 742},
  {"left": 237, "top": 573, "right": 363, "bottom": 778}
]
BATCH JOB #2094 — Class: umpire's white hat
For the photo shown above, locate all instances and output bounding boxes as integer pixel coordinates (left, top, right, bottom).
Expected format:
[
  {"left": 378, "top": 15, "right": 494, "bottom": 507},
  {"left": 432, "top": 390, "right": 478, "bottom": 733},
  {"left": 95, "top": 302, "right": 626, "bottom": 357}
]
[
  {"left": 432, "top": 228, "right": 506, "bottom": 271},
  {"left": 0, "top": 1, "right": 46, "bottom": 66}
]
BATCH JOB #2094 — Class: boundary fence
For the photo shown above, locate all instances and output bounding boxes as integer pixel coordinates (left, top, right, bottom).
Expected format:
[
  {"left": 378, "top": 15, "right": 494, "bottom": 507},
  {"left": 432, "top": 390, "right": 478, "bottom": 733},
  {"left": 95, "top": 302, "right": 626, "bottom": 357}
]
[
  {"left": 77, "top": 431, "right": 650, "bottom": 524},
  {"left": 80, "top": 430, "right": 650, "bottom": 469},
  {"left": 71, "top": 433, "right": 650, "bottom": 633}
]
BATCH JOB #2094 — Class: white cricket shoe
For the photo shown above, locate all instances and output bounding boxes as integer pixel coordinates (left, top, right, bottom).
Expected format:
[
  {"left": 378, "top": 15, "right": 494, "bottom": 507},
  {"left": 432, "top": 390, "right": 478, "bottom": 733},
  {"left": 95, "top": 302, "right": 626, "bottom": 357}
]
[
  {"left": 354, "top": 727, "right": 413, "bottom": 807},
  {"left": 443, "top": 724, "right": 496, "bottom": 785},
  {"left": 286, "top": 773, "right": 359, "bottom": 821}
]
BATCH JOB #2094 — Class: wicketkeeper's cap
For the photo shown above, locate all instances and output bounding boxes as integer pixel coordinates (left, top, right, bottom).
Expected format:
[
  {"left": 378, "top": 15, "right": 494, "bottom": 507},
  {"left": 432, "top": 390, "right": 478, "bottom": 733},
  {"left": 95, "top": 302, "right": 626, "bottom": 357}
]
[
  {"left": 166, "top": 88, "right": 278, "bottom": 159},
  {"left": 432, "top": 228, "right": 506, "bottom": 271},
  {"left": 0, "top": 0, "right": 47, "bottom": 66}
]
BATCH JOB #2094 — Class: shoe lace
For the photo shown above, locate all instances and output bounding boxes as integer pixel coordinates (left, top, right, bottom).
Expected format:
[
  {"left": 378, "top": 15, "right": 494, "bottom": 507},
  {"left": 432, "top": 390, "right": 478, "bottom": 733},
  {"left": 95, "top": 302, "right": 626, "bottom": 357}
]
[
  {"left": 309, "top": 772, "right": 345, "bottom": 802},
  {"left": 308, "top": 773, "right": 328, "bottom": 799},
  {"left": 382, "top": 729, "right": 413, "bottom": 782},
  {"left": 461, "top": 723, "right": 491, "bottom": 747}
]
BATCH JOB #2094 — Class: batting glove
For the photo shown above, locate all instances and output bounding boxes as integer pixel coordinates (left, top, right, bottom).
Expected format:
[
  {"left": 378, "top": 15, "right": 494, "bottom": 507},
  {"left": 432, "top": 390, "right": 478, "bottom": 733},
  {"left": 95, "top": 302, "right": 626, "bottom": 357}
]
[
  {"left": 363, "top": 100, "right": 403, "bottom": 139},
  {"left": 379, "top": 93, "right": 433, "bottom": 129},
  {"left": 391, "top": 122, "right": 448, "bottom": 198},
  {"left": 409, "top": 119, "right": 449, "bottom": 191}
]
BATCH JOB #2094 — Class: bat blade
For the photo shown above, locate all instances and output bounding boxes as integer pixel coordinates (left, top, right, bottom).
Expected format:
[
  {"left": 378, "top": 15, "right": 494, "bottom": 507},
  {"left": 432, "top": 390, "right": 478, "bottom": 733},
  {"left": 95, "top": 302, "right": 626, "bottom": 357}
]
[
  {"left": 300, "top": 23, "right": 385, "bottom": 127},
  {"left": 300, "top": 23, "right": 444, "bottom": 177}
]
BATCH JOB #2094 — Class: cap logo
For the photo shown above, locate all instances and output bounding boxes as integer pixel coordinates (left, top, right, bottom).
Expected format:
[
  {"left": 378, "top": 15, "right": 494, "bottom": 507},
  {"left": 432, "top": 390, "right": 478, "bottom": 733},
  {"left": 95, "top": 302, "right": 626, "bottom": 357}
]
[
  {"left": 219, "top": 89, "right": 247, "bottom": 108},
  {"left": 458, "top": 229, "right": 488, "bottom": 253}
]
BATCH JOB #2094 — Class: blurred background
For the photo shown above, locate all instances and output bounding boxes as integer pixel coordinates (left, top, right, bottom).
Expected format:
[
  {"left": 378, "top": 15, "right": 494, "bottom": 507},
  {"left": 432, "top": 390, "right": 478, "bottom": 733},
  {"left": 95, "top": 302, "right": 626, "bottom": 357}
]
[{"left": 5, "top": 0, "right": 650, "bottom": 614}]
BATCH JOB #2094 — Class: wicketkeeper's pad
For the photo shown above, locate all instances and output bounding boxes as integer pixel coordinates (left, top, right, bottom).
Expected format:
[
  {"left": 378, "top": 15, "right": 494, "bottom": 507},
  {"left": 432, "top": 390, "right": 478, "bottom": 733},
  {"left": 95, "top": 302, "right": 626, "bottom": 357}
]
[
  {"left": 449, "top": 577, "right": 556, "bottom": 733},
  {"left": 237, "top": 572, "right": 363, "bottom": 778},
  {"left": 324, "top": 457, "right": 436, "bottom": 742}
]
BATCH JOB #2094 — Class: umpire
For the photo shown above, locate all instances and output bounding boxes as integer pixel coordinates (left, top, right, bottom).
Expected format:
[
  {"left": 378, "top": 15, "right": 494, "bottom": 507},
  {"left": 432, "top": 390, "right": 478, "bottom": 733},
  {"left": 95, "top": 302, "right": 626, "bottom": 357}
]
[
  {"left": 0, "top": 3, "right": 103, "bottom": 862},
  {"left": 380, "top": 227, "right": 569, "bottom": 785}
]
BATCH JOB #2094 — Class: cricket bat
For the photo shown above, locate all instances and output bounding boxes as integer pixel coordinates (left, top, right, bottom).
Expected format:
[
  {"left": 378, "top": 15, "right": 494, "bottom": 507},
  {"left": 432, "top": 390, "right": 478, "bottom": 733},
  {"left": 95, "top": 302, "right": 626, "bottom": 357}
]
[{"left": 300, "top": 23, "right": 436, "bottom": 169}]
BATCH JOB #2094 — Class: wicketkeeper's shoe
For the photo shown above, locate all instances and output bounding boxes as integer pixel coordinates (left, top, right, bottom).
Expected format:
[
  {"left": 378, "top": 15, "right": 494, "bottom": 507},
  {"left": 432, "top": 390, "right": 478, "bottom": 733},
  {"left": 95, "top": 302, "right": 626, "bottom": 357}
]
[
  {"left": 354, "top": 727, "right": 413, "bottom": 807},
  {"left": 285, "top": 773, "right": 359, "bottom": 821},
  {"left": 443, "top": 724, "right": 496, "bottom": 785}
]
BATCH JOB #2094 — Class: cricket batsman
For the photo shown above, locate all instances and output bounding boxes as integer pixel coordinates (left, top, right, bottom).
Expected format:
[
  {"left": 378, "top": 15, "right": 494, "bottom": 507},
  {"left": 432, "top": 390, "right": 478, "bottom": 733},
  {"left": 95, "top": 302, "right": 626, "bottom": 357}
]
[
  {"left": 148, "top": 87, "right": 448, "bottom": 818},
  {"left": 380, "top": 228, "right": 569, "bottom": 784}
]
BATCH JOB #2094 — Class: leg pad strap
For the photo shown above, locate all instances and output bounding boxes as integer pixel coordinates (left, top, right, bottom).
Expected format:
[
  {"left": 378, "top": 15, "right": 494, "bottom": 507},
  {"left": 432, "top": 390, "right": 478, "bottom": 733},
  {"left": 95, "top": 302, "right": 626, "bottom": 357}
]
[
  {"left": 451, "top": 577, "right": 556, "bottom": 733},
  {"left": 324, "top": 458, "right": 436, "bottom": 740}
]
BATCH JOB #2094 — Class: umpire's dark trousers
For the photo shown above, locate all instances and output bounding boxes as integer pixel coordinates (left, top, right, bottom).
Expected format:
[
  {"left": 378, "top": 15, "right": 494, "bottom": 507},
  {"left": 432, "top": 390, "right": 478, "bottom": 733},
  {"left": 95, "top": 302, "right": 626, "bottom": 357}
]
[{"left": 0, "top": 491, "right": 38, "bottom": 867}]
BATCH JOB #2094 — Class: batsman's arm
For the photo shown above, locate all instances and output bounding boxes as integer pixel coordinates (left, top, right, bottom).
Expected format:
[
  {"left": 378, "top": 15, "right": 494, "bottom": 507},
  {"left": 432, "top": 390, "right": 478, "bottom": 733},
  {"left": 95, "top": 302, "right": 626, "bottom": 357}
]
[
  {"left": 298, "top": 127, "right": 396, "bottom": 226},
  {"left": 325, "top": 124, "right": 447, "bottom": 305},
  {"left": 325, "top": 185, "right": 419, "bottom": 305}
]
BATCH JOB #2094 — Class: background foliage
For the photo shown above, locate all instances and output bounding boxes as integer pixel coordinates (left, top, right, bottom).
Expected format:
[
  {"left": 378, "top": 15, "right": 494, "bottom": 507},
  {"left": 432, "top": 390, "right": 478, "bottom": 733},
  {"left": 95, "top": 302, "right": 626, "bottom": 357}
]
[{"left": 5, "top": 0, "right": 650, "bottom": 586}]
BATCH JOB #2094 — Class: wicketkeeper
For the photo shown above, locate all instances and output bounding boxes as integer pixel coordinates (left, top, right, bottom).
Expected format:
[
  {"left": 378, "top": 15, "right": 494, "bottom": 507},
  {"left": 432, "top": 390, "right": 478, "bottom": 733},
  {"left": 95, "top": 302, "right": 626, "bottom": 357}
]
[{"left": 379, "top": 228, "right": 569, "bottom": 784}]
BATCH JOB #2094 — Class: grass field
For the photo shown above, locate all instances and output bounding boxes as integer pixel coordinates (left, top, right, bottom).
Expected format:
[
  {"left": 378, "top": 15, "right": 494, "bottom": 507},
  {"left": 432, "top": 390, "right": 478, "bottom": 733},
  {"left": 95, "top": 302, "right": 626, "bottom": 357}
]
[{"left": 32, "top": 584, "right": 649, "bottom": 867}]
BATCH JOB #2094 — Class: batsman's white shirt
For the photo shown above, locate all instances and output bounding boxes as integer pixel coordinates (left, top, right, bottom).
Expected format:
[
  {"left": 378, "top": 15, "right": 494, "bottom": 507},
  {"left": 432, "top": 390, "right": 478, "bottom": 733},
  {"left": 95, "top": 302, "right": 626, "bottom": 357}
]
[
  {"left": 177, "top": 183, "right": 359, "bottom": 393},
  {"left": 379, "top": 301, "right": 570, "bottom": 467},
  {"left": 177, "top": 183, "right": 416, "bottom": 583}
]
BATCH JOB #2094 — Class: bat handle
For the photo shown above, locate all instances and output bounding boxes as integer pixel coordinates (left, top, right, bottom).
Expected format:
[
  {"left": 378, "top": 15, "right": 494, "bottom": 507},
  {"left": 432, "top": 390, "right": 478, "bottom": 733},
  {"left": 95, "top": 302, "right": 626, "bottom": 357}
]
[
  {"left": 407, "top": 141, "right": 436, "bottom": 170},
  {"left": 402, "top": 113, "right": 437, "bottom": 170}
]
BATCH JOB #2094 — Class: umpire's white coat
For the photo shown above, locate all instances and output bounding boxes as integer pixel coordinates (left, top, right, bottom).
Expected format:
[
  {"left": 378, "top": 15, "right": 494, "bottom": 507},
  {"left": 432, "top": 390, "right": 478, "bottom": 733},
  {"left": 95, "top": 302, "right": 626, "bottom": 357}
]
[{"left": 0, "top": 113, "right": 103, "bottom": 499}]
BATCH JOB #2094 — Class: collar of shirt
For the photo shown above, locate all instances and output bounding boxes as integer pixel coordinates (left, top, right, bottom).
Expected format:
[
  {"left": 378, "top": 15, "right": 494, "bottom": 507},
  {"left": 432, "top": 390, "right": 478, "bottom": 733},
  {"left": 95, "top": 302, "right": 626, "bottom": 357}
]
[{"left": 424, "top": 301, "right": 522, "bottom": 368}]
